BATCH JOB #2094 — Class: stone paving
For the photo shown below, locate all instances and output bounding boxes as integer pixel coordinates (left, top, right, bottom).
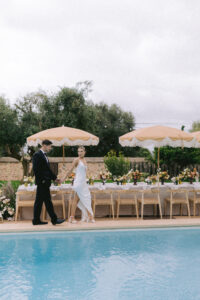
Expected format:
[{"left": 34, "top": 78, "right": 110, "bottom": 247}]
[{"left": 1, "top": 217, "right": 200, "bottom": 233}]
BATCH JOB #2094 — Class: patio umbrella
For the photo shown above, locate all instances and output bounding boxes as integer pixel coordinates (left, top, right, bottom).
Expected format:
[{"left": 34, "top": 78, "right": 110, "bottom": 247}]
[
  {"left": 119, "top": 125, "right": 197, "bottom": 169},
  {"left": 191, "top": 131, "right": 200, "bottom": 147},
  {"left": 27, "top": 126, "right": 99, "bottom": 160}
]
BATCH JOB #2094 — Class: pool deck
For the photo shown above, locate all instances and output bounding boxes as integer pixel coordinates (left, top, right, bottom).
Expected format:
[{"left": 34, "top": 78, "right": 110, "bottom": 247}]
[{"left": 1, "top": 217, "right": 200, "bottom": 232}]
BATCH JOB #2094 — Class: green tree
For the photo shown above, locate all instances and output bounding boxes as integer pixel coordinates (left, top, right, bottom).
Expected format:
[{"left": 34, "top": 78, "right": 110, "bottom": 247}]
[
  {"left": 190, "top": 121, "right": 200, "bottom": 132},
  {"left": 84, "top": 102, "right": 136, "bottom": 156},
  {"left": 14, "top": 83, "right": 149, "bottom": 158},
  {"left": 15, "top": 90, "right": 52, "bottom": 140},
  {"left": 15, "top": 87, "right": 92, "bottom": 157},
  {"left": 0, "top": 97, "right": 23, "bottom": 158},
  {"left": 0, "top": 96, "right": 33, "bottom": 177},
  {"left": 15, "top": 85, "right": 141, "bottom": 157},
  {"left": 147, "top": 146, "right": 200, "bottom": 174}
]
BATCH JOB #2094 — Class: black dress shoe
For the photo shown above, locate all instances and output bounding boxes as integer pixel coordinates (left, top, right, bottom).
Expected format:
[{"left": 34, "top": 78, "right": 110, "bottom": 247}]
[
  {"left": 32, "top": 220, "right": 48, "bottom": 225},
  {"left": 52, "top": 218, "right": 65, "bottom": 225}
]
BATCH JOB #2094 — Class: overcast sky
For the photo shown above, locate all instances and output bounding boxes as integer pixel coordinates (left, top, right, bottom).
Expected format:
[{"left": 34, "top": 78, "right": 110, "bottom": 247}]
[{"left": 1, "top": 0, "right": 200, "bottom": 130}]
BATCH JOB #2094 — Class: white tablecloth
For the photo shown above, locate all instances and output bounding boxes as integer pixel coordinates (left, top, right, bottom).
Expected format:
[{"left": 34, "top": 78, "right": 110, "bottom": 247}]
[
  {"left": 18, "top": 182, "right": 200, "bottom": 192},
  {"left": 17, "top": 182, "right": 200, "bottom": 219}
]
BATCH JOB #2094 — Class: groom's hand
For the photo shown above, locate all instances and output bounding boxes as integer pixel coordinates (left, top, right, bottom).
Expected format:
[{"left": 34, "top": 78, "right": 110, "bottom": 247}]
[{"left": 55, "top": 178, "right": 61, "bottom": 184}]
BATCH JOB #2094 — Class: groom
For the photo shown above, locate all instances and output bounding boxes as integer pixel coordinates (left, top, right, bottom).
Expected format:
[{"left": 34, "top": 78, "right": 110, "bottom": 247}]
[{"left": 32, "top": 139, "right": 65, "bottom": 225}]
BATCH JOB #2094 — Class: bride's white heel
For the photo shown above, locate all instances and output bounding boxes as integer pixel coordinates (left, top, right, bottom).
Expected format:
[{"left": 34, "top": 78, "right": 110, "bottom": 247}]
[
  {"left": 80, "top": 217, "right": 89, "bottom": 222},
  {"left": 88, "top": 218, "right": 95, "bottom": 223},
  {"left": 68, "top": 216, "right": 77, "bottom": 224}
]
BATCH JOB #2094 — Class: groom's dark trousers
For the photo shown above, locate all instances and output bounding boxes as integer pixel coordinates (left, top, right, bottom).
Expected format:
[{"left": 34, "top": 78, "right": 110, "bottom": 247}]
[{"left": 32, "top": 150, "right": 57, "bottom": 223}]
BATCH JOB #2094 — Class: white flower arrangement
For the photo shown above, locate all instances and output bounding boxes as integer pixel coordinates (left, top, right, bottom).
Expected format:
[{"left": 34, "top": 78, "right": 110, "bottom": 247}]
[
  {"left": 145, "top": 176, "right": 152, "bottom": 184},
  {"left": 171, "top": 176, "right": 182, "bottom": 185},
  {"left": 23, "top": 176, "right": 35, "bottom": 186},
  {"left": 87, "top": 175, "right": 97, "bottom": 185},
  {"left": 0, "top": 191, "right": 15, "bottom": 220}
]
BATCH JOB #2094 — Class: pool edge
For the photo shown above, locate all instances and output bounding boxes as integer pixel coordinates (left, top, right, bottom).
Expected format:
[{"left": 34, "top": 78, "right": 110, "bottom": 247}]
[{"left": 1, "top": 222, "right": 200, "bottom": 234}]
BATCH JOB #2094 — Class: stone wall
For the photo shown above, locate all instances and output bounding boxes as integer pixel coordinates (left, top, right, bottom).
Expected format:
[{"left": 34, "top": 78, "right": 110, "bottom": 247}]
[
  {"left": 0, "top": 157, "right": 23, "bottom": 181},
  {"left": 0, "top": 157, "right": 146, "bottom": 181},
  {"left": 57, "top": 157, "right": 107, "bottom": 179}
]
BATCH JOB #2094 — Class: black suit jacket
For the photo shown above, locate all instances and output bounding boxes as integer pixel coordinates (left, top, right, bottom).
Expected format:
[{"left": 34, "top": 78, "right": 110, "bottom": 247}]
[{"left": 33, "top": 150, "right": 57, "bottom": 186}]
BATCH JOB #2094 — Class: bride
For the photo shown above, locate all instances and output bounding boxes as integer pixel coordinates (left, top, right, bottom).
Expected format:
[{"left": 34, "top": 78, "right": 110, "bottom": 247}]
[{"left": 62, "top": 146, "right": 95, "bottom": 223}]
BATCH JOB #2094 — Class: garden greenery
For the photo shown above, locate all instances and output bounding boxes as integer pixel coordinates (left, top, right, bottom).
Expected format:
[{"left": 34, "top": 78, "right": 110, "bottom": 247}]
[{"left": 104, "top": 150, "right": 130, "bottom": 177}]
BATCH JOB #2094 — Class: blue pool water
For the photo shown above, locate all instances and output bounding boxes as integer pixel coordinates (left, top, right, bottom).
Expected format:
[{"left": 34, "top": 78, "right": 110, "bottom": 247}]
[{"left": 1, "top": 228, "right": 200, "bottom": 300}]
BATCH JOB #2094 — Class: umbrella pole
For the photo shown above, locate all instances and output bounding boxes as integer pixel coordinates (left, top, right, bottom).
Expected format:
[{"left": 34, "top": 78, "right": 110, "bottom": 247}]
[
  {"left": 157, "top": 147, "right": 160, "bottom": 169},
  {"left": 62, "top": 145, "right": 65, "bottom": 162}
]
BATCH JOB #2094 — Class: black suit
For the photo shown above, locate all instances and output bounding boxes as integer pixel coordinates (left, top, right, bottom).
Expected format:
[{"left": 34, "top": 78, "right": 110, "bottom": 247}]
[{"left": 32, "top": 150, "right": 57, "bottom": 223}]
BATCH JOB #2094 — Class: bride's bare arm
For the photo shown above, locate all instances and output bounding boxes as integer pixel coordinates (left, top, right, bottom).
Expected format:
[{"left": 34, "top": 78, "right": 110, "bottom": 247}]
[{"left": 62, "top": 158, "right": 79, "bottom": 182}]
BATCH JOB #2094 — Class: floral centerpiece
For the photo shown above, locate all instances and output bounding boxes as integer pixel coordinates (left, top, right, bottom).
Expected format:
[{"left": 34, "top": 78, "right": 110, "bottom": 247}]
[
  {"left": 67, "top": 172, "right": 75, "bottom": 185},
  {"left": 147, "top": 175, "right": 158, "bottom": 185},
  {"left": 127, "top": 169, "right": 143, "bottom": 185},
  {"left": 158, "top": 171, "right": 170, "bottom": 185},
  {"left": 0, "top": 190, "right": 15, "bottom": 221},
  {"left": 113, "top": 176, "right": 121, "bottom": 185},
  {"left": 87, "top": 175, "right": 95, "bottom": 185},
  {"left": 120, "top": 175, "right": 128, "bottom": 185},
  {"left": 145, "top": 176, "right": 152, "bottom": 185},
  {"left": 193, "top": 168, "right": 199, "bottom": 182},
  {"left": 23, "top": 176, "right": 35, "bottom": 187},
  {"left": 99, "top": 170, "right": 111, "bottom": 185},
  {"left": 171, "top": 175, "right": 183, "bottom": 185},
  {"left": 114, "top": 175, "right": 127, "bottom": 185},
  {"left": 180, "top": 168, "right": 198, "bottom": 184}
]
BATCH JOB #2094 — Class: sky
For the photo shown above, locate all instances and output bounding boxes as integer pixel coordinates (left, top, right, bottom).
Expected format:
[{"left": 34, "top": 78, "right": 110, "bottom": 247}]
[{"left": 1, "top": 0, "right": 200, "bottom": 131}]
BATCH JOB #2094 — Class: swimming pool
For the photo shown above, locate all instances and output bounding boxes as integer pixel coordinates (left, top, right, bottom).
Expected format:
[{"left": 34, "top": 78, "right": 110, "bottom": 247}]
[{"left": 0, "top": 228, "right": 200, "bottom": 300}]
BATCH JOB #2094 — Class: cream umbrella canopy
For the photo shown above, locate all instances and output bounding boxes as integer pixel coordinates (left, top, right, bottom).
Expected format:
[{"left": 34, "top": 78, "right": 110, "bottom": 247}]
[
  {"left": 27, "top": 126, "right": 99, "bottom": 159},
  {"left": 191, "top": 131, "right": 200, "bottom": 147},
  {"left": 119, "top": 125, "right": 197, "bottom": 169}
]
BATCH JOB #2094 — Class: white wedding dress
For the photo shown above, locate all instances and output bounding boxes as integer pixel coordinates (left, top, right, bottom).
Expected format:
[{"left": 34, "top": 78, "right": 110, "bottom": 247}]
[{"left": 73, "top": 160, "right": 93, "bottom": 220}]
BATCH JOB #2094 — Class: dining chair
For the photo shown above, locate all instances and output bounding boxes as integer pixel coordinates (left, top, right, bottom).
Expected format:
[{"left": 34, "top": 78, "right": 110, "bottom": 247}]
[
  {"left": 189, "top": 189, "right": 200, "bottom": 216},
  {"left": 116, "top": 190, "right": 138, "bottom": 219},
  {"left": 137, "top": 188, "right": 162, "bottom": 219},
  {"left": 15, "top": 190, "right": 36, "bottom": 221},
  {"left": 164, "top": 189, "right": 190, "bottom": 219},
  {"left": 91, "top": 190, "right": 114, "bottom": 219},
  {"left": 63, "top": 190, "right": 75, "bottom": 219}
]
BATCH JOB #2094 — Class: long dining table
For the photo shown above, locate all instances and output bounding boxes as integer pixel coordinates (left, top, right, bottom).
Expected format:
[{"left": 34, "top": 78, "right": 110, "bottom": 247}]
[{"left": 17, "top": 182, "right": 200, "bottom": 219}]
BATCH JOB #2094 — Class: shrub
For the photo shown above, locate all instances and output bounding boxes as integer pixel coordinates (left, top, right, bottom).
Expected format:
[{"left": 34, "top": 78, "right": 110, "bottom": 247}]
[
  {"left": 0, "top": 182, "right": 16, "bottom": 219},
  {"left": 0, "top": 181, "right": 20, "bottom": 219},
  {"left": 104, "top": 150, "right": 130, "bottom": 177}
]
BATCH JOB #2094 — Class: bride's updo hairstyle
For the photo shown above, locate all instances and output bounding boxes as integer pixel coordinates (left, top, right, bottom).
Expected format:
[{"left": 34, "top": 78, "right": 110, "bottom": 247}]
[{"left": 78, "top": 146, "right": 86, "bottom": 151}]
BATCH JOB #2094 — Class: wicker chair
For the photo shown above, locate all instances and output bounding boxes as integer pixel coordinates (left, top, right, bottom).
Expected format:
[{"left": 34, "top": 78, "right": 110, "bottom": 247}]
[
  {"left": 137, "top": 188, "right": 162, "bottom": 219},
  {"left": 116, "top": 190, "right": 138, "bottom": 219},
  {"left": 164, "top": 189, "right": 190, "bottom": 219},
  {"left": 91, "top": 190, "right": 114, "bottom": 219}
]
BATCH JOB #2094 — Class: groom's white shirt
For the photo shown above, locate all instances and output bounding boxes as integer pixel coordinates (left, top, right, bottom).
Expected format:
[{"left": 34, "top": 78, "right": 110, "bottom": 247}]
[{"left": 40, "top": 149, "right": 49, "bottom": 163}]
